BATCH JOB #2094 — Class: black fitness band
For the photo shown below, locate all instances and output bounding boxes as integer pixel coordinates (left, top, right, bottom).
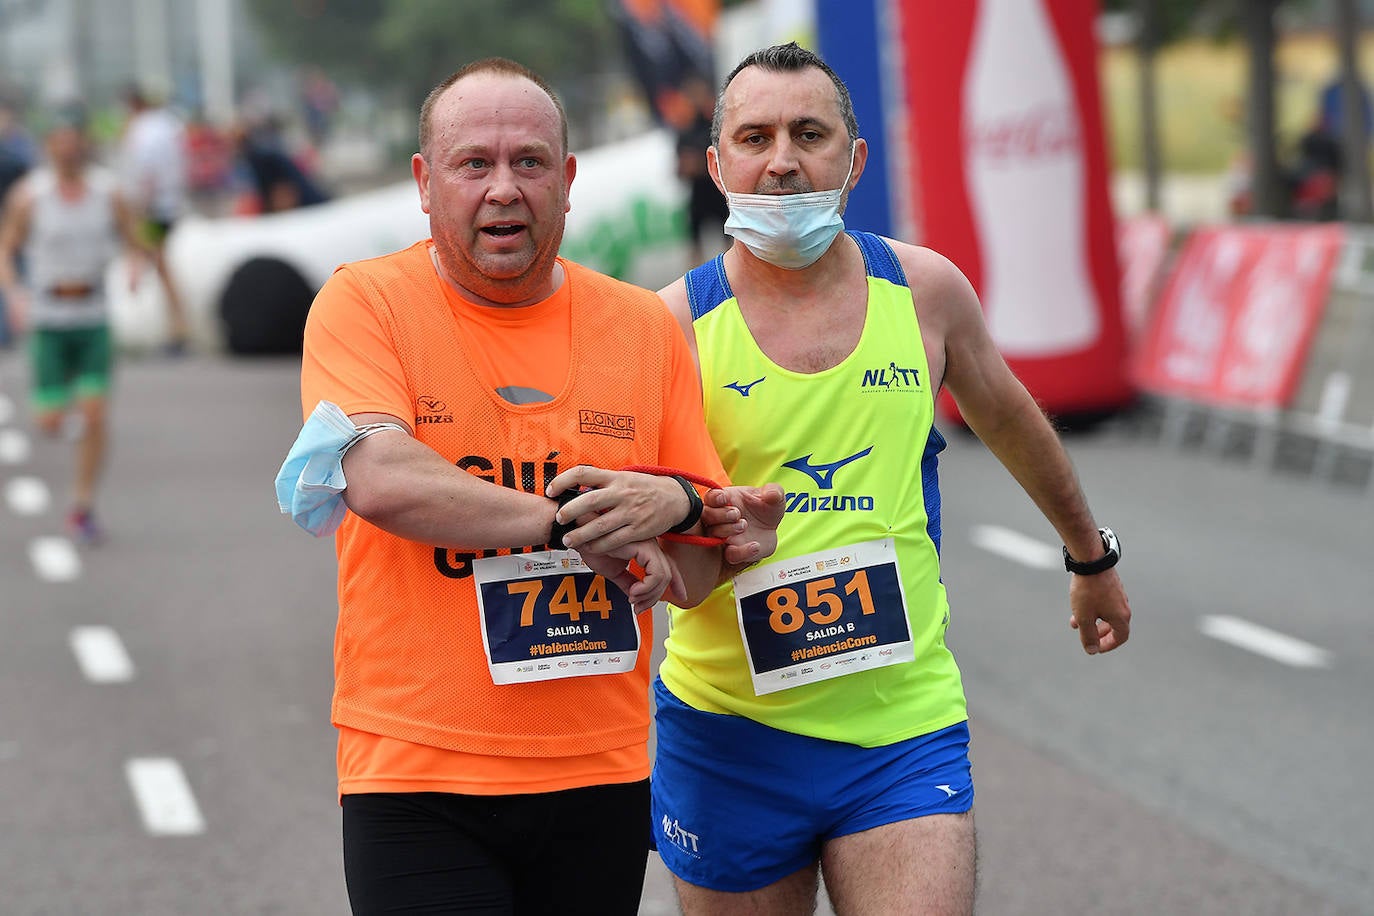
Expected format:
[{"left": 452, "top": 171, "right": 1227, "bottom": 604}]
[
  {"left": 665, "top": 475, "right": 704, "bottom": 534},
  {"left": 548, "top": 488, "right": 582, "bottom": 550}
]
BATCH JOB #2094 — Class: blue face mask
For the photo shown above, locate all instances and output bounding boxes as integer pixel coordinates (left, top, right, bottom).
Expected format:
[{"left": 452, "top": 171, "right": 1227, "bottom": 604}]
[
  {"left": 718, "top": 144, "right": 855, "bottom": 270},
  {"left": 274, "top": 400, "right": 408, "bottom": 537}
]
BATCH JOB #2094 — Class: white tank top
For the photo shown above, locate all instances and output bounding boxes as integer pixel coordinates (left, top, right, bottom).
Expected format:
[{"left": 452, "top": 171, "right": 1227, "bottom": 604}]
[{"left": 24, "top": 166, "right": 119, "bottom": 329}]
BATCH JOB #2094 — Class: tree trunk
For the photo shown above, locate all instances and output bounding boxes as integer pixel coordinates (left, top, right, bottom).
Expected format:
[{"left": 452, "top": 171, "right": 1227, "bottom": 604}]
[
  {"left": 1243, "top": 0, "right": 1285, "bottom": 218},
  {"left": 1335, "top": 0, "right": 1373, "bottom": 222},
  {"left": 1137, "top": 0, "right": 1163, "bottom": 211}
]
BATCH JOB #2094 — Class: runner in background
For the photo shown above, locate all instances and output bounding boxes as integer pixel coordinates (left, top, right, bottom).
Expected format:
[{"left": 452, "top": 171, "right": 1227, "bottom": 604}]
[
  {"left": 119, "top": 85, "right": 192, "bottom": 354},
  {"left": 0, "top": 105, "right": 155, "bottom": 544}
]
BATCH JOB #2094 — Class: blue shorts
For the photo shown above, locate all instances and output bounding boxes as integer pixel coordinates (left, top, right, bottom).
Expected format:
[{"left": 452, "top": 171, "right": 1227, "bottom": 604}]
[{"left": 650, "top": 678, "right": 973, "bottom": 892}]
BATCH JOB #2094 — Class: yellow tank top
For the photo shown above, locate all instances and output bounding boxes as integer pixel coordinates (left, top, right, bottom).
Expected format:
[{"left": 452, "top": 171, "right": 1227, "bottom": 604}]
[{"left": 661, "top": 232, "right": 967, "bottom": 746}]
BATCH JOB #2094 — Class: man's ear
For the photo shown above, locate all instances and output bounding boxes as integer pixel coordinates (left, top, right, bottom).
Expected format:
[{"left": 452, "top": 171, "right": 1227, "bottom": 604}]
[
  {"left": 412, "top": 153, "right": 431, "bottom": 214},
  {"left": 564, "top": 153, "right": 577, "bottom": 213},
  {"left": 706, "top": 145, "right": 725, "bottom": 196},
  {"left": 847, "top": 138, "right": 869, "bottom": 192}
]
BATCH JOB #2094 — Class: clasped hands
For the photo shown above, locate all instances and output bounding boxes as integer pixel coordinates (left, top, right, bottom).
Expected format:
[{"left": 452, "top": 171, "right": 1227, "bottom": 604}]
[{"left": 546, "top": 466, "right": 784, "bottom": 612}]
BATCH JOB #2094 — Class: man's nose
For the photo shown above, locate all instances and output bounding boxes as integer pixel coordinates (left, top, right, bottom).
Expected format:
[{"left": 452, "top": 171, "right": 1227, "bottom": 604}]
[
  {"left": 485, "top": 163, "right": 521, "bottom": 205},
  {"left": 765, "top": 137, "right": 800, "bottom": 176}
]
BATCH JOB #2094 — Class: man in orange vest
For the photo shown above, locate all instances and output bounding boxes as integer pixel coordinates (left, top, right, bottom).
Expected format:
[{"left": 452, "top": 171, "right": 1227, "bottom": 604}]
[{"left": 281, "top": 58, "right": 779, "bottom": 915}]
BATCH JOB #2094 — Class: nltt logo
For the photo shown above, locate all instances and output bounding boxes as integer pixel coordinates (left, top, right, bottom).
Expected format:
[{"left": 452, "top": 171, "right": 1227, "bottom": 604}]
[
  {"left": 661, "top": 815, "right": 700, "bottom": 856},
  {"left": 860, "top": 362, "right": 922, "bottom": 391}
]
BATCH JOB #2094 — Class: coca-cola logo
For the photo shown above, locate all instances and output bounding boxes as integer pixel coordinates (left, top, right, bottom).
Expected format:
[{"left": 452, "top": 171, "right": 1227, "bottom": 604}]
[{"left": 967, "top": 104, "right": 1079, "bottom": 161}]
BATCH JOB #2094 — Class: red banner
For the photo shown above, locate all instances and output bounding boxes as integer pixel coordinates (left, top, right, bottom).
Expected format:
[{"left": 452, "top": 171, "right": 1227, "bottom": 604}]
[
  {"left": 895, "top": 0, "right": 1132, "bottom": 418},
  {"left": 1116, "top": 213, "right": 1172, "bottom": 338},
  {"left": 1133, "top": 224, "right": 1345, "bottom": 408}
]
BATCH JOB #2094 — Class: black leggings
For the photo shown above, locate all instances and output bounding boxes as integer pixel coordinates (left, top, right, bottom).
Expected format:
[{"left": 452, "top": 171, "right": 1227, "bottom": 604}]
[{"left": 342, "top": 781, "right": 650, "bottom": 915}]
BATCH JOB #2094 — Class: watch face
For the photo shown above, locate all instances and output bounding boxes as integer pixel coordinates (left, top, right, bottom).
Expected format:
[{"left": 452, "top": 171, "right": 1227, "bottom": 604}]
[{"left": 1101, "top": 527, "right": 1120, "bottom": 558}]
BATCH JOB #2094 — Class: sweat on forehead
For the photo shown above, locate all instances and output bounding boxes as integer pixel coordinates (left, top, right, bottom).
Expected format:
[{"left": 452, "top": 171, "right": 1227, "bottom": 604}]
[{"left": 419, "top": 65, "right": 569, "bottom": 155}]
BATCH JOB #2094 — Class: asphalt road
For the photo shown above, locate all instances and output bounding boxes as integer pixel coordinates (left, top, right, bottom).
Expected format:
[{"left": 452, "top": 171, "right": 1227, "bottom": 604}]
[{"left": 0, "top": 349, "right": 1368, "bottom": 915}]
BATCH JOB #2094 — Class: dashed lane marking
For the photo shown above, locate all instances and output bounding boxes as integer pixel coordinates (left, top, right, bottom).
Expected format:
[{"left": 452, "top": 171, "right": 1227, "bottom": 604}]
[
  {"left": 0, "top": 428, "right": 29, "bottom": 464},
  {"left": 28, "top": 537, "right": 80, "bottom": 582},
  {"left": 70, "top": 627, "right": 135, "bottom": 683},
  {"left": 125, "top": 758, "right": 205, "bottom": 836},
  {"left": 970, "top": 524, "right": 1061, "bottom": 570},
  {"left": 1199, "top": 615, "right": 1333, "bottom": 669},
  {"left": 5, "top": 475, "right": 50, "bottom": 515}
]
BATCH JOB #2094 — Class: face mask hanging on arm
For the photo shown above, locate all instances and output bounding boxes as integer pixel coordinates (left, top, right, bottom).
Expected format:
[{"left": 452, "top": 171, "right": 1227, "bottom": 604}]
[
  {"left": 274, "top": 400, "right": 409, "bottom": 537},
  {"left": 718, "top": 143, "right": 855, "bottom": 270}
]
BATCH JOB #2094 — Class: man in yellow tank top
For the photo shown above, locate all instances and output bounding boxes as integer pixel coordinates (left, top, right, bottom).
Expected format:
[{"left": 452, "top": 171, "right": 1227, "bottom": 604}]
[
  {"left": 648, "top": 43, "right": 1133, "bottom": 915},
  {"left": 279, "top": 59, "right": 780, "bottom": 915}
]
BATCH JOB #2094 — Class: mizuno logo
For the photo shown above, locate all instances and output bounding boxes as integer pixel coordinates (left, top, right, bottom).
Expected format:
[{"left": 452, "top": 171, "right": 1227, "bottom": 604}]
[
  {"left": 936, "top": 784, "right": 958, "bottom": 798},
  {"left": 782, "top": 447, "right": 873, "bottom": 490},
  {"left": 724, "top": 377, "right": 766, "bottom": 397}
]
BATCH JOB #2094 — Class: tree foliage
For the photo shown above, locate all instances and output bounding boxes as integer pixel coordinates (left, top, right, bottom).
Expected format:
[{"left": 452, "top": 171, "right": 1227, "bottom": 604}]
[
  {"left": 1102, "top": 0, "right": 1213, "bottom": 44},
  {"left": 245, "top": 0, "right": 620, "bottom": 109}
]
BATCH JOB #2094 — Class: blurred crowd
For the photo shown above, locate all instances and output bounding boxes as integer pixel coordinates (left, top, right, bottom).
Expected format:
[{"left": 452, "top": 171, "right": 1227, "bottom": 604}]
[
  {"left": 0, "top": 68, "right": 337, "bottom": 222},
  {"left": 0, "top": 68, "right": 342, "bottom": 349}
]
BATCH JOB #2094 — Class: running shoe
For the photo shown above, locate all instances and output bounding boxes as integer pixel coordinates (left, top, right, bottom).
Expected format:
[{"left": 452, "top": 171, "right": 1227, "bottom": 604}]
[{"left": 67, "top": 508, "right": 104, "bottom": 546}]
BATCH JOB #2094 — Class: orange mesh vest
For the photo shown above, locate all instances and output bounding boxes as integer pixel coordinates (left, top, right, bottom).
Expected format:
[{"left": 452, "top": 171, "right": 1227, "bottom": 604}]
[{"left": 330, "top": 245, "right": 674, "bottom": 759}]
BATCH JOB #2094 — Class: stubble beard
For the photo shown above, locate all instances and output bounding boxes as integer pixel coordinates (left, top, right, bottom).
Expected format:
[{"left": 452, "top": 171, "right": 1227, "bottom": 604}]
[{"left": 431, "top": 221, "right": 566, "bottom": 307}]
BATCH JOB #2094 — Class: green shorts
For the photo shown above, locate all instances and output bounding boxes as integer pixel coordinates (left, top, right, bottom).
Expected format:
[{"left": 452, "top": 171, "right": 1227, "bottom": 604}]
[
  {"left": 139, "top": 217, "right": 175, "bottom": 247},
  {"left": 30, "top": 325, "right": 113, "bottom": 410}
]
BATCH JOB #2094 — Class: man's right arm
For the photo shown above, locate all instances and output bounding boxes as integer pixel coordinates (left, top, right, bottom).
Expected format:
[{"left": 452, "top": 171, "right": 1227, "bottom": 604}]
[
  {"left": 0, "top": 181, "right": 31, "bottom": 290},
  {"left": 0, "top": 182, "right": 31, "bottom": 329},
  {"left": 338, "top": 416, "right": 559, "bottom": 550},
  {"left": 301, "top": 267, "right": 566, "bottom": 551}
]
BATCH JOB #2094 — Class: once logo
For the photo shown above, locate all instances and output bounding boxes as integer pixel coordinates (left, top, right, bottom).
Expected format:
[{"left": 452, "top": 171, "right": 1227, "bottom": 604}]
[{"left": 579, "top": 409, "right": 636, "bottom": 440}]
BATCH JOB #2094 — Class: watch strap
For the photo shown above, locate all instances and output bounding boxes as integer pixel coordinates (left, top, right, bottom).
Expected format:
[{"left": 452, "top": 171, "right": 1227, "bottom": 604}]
[{"left": 1063, "top": 527, "right": 1121, "bottom": 575}]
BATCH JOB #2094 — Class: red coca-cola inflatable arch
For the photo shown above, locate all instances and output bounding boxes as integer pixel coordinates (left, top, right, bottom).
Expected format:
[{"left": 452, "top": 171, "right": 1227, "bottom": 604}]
[{"left": 818, "top": 0, "right": 1134, "bottom": 421}]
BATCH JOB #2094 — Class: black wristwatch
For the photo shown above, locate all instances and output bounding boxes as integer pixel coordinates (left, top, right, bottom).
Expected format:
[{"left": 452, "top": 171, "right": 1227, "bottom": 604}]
[
  {"left": 666, "top": 475, "right": 705, "bottom": 534},
  {"left": 1063, "top": 527, "right": 1121, "bottom": 575},
  {"left": 548, "top": 488, "right": 582, "bottom": 550}
]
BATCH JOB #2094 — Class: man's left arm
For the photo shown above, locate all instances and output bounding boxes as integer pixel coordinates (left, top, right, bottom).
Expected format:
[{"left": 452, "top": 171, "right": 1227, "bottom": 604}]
[{"left": 926, "top": 249, "right": 1131, "bottom": 654}]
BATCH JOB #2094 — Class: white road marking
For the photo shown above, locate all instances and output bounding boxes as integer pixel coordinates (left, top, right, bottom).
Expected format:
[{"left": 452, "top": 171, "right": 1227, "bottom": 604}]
[
  {"left": 969, "top": 524, "right": 1061, "bottom": 570},
  {"left": 1199, "top": 615, "right": 1333, "bottom": 669},
  {"left": 0, "top": 392, "right": 13, "bottom": 424},
  {"left": 5, "top": 476, "right": 50, "bottom": 515},
  {"left": 0, "top": 428, "right": 30, "bottom": 464},
  {"left": 125, "top": 758, "right": 205, "bottom": 836},
  {"left": 29, "top": 537, "right": 81, "bottom": 582},
  {"left": 69, "top": 627, "right": 135, "bottom": 683}
]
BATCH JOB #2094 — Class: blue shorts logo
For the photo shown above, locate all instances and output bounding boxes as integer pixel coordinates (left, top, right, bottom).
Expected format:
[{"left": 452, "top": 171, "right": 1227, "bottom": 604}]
[{"left": 661, "top": 814, "right": 701, "bottom": 857}]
